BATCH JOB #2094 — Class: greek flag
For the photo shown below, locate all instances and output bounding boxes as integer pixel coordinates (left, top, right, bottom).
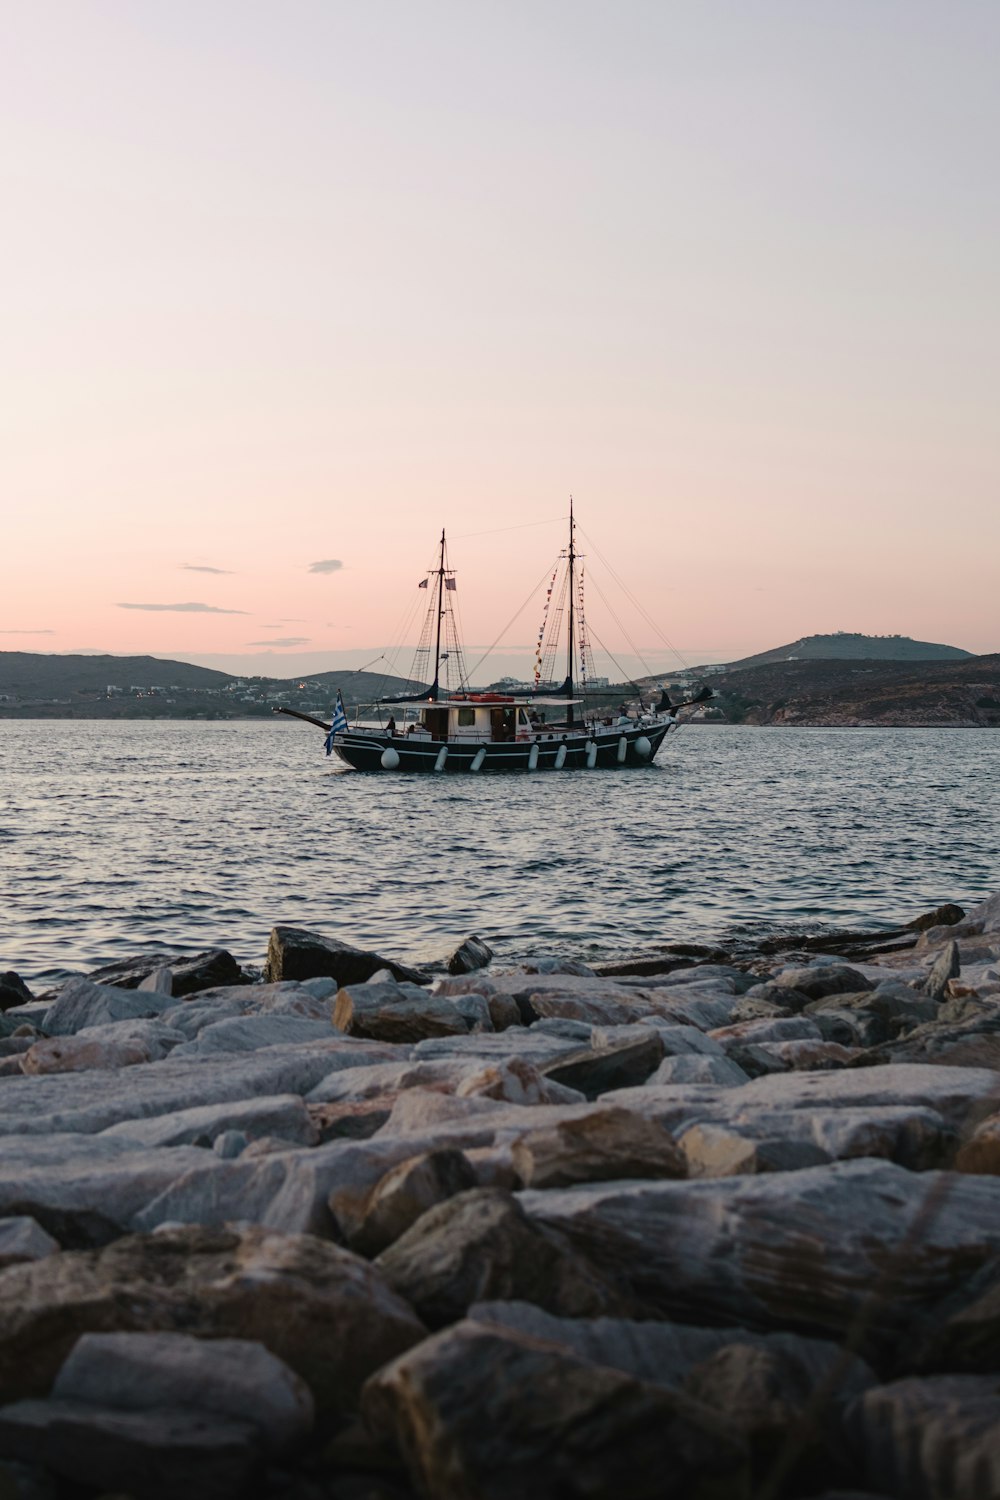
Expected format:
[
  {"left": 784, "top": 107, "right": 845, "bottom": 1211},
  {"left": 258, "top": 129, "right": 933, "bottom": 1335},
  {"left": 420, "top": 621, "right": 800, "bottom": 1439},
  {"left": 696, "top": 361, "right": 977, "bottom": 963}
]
[{"left": 324, "top": 691, "right": 348, "bottom": 755}]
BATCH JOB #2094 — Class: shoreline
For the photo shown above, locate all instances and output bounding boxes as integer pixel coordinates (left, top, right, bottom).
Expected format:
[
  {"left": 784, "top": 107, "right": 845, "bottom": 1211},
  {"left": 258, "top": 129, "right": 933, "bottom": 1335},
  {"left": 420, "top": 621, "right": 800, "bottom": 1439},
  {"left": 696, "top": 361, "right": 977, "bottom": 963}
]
[{"left": 1, "top": 895, "right": 999, "bottom": 1494}]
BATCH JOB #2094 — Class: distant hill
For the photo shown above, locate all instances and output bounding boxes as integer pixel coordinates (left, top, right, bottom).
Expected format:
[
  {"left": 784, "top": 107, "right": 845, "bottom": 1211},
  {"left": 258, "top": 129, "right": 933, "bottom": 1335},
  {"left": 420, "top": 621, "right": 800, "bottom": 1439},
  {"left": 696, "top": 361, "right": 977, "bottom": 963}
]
[
  {"left": 0, "top": 652, "right": 230, "bottom": 698},
  {"left": 0, "top": 651, "right": 428, "bottom": 719},
  {"left": 720, "top": 633, "right": 973, "bottom": 671},
  {"left": 707, "top": 654, "right": 1000, "bottom": 727}
]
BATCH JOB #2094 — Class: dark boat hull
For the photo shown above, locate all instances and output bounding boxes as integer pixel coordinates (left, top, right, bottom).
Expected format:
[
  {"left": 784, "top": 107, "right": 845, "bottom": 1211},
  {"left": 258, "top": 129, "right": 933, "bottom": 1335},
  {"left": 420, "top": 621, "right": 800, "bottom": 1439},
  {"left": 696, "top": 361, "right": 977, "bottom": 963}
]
[{"left": 331, "top": 722, "right": 673, "bottom": 772}]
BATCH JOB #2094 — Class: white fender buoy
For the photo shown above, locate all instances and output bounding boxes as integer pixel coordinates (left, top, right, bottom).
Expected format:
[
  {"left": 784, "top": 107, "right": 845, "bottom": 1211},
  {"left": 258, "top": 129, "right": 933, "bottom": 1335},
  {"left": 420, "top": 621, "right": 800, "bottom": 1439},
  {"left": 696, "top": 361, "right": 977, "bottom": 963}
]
[
  {"left": 586, "top": 740, "right": 598, "bottom": 768},
  {"left": 433, "top": 746, "right": 448, "bottom": 772},
  {"left": 470, "top": 747, "right": 486, "bottom": 772},
  {"left": 380, "top": 747, "right": 400, "bottom": 770},
  {"left": 617, "top": 735, "right": 628, "bottom": 763},
  {"left": 554, "top": 743, "right": 567, "bottom": 769},
  {"left": 634, "top": 736, "right": 652, "bottom": 760},
  {"left": 528, "top": 743, "right": 539, "bottom": 770}
]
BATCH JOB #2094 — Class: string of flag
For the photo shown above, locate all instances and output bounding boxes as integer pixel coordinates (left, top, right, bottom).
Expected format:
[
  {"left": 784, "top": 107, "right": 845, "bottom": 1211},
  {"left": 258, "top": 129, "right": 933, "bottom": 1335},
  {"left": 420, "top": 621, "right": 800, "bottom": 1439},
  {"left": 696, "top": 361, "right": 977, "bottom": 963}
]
[{"left": 533, "top": 563, "right": 560, "bottom": 688}]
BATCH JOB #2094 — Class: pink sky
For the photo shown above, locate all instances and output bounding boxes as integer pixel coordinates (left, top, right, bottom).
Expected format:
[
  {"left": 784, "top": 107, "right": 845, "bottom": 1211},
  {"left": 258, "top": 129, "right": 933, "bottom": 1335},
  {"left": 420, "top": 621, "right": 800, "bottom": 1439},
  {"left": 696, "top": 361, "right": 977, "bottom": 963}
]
[{"left": 3, "top": 2, "right": 998, "bottom": 681}]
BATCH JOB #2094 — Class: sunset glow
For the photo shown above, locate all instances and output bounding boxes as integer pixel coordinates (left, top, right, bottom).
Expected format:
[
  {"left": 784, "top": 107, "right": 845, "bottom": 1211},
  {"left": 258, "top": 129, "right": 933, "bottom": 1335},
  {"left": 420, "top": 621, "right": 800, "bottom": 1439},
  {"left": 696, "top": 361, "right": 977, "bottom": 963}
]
[{"left": 3, "top": 2, "right": 998, "bottom": 680}]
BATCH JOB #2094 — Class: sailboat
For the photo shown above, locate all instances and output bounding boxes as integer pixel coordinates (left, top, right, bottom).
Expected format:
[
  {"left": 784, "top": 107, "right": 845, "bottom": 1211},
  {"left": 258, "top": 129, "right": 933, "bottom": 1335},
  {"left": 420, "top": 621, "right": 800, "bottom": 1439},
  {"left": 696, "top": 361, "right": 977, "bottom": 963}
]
[{"left": 277, "top": 504, "right": 711, "bottom": 772}]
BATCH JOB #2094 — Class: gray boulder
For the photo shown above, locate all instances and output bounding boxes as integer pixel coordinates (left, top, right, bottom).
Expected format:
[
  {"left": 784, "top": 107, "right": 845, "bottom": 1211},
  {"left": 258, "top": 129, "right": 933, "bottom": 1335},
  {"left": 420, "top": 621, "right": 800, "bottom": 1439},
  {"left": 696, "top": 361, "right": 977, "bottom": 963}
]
[
  {"left": 541, "top": 1033, "right": 665, "bottom": 1098},
  {"left": 510, "top": 1106, "right": 687, "bottom": 1189},
  {"left": 361, "top": 1319, "right": 748, "bottom": 1500},
  {"left": 447, "top": 935, "right": 494, "bottom": 974},
  {"left": 0, "top": 1224, "right": 425, "bottom": 1418},
  {"left": 0, "top": 973, "right": 33, "bottom": 1012},
  {"left": 334, "top": 982, "right": 468, "bottom": 1043},
  {"left": 42, "top": 978, "right": 175, "bottom": 1036},
  {"left": 923, "top": 939, "right": 961, "bottom": 1001},
  {"left": 86, "top": 949, "right": 246, "bottom": 996},
  {"left": 774, "top": 965, "right": 874, "bottom": 1000},
  {"left": 375, "top": 1187, "right": 634, "bottom": 1327},
  {"left": 520, "top": 1159, "right": 1000, "bottom": 1358},
  {"left": 346, "top": 1148, "right": 478, "bottom": 1256},
  {"left": 54, "top": 1331, "right": 313, "bottom": 1452},
  {"left": 0, "top": 1219, "right": 59, "bottom": 1269},
  {"left": 845, "top": 1375, "right": 1000, "bottom": 1500},
  {"left": 264, "top": 925, "right": 428, "bottom": 986}
]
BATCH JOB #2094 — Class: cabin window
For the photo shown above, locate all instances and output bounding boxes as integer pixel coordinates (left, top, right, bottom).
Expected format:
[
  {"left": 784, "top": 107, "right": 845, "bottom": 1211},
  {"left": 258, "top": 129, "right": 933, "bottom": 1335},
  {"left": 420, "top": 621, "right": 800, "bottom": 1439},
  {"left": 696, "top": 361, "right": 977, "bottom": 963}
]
[
  {"left": 517, "top": 708, "right": 529, "bottom": 725},
  {"left": 457, "top": 707, "right": 475, "bottom": 727}
]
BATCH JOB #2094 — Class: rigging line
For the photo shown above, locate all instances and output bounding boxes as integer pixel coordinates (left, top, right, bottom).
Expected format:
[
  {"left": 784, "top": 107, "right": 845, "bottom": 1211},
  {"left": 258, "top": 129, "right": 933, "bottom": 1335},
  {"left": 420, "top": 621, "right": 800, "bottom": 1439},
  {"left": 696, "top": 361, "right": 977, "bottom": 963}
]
[
  {"left": 577, "top": 523, "right": 694, "bottom": 673},
  {"left": 462, "top": 558, "right": 563, "bottom": 686},
  {"left": 377, "top": 590, "right": 427, "bottom": 702},
  {"left": 450, "top": 515, "right": 568, "bottom": 541},
  {"left": 585, "top": 569, "right": 658, "bottom": 681},
  {"left": 583, "top": 616, "right": 646, "bottom": 698}
]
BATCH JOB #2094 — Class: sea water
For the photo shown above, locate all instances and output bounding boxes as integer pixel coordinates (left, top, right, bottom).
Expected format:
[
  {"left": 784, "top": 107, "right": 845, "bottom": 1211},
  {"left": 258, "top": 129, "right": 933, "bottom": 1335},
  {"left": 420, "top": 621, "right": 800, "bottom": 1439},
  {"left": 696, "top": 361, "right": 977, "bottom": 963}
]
[{"left": 2, "top": 719, "right": 997, "bottom": 985}]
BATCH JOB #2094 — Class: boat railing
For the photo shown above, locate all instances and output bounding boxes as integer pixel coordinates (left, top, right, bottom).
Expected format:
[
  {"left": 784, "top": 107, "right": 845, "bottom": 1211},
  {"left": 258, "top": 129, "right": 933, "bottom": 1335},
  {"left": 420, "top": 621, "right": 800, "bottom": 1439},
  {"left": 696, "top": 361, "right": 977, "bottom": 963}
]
[{"left": 339, "top": 714, "right": 674, "bottom": 742}]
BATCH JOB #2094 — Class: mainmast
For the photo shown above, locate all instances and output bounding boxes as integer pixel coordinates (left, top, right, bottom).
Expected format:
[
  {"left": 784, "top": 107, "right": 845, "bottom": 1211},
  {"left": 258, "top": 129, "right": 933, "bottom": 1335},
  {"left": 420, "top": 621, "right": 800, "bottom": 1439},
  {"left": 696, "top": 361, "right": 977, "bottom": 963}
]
[
  {"left": 431, "top": 527, "right": 445, "bottom": 701},
  {"left": 565, "top": 498, "right": 576, "bottom": 728}
]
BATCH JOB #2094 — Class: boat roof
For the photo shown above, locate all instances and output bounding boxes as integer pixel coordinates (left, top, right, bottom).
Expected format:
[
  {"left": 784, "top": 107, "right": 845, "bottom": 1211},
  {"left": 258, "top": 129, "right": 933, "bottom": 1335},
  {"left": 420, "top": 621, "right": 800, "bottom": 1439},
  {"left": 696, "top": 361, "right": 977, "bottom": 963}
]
[{"left": 381, "top": 696, "right": 584, "bottom": 707}]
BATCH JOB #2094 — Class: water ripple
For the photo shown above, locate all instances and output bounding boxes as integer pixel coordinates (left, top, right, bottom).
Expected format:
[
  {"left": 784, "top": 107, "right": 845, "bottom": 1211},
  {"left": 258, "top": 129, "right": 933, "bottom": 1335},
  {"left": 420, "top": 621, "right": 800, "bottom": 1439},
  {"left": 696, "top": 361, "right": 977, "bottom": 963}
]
[{"left": 2, "top": 719, "right": 997, "bottom": 985}]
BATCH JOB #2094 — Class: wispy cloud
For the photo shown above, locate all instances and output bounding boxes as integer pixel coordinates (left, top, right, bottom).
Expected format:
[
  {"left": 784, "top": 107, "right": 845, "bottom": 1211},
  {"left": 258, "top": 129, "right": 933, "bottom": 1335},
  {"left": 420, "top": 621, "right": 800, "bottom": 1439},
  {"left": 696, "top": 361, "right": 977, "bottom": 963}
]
[
  {"left": 0, "top": 628, "right": 54, "bottom": 634},
  {"left": 246, "top": 636, "right": 310, "bottom": 648},
  {"left": 117, "top": 602, "right": 248, "bottom": 614},
  {"left": 181, "top": 564, "right": 234, "bottom": 575},
  {"left": 308, "top": 559, "right": 343, "bottom": 574}
]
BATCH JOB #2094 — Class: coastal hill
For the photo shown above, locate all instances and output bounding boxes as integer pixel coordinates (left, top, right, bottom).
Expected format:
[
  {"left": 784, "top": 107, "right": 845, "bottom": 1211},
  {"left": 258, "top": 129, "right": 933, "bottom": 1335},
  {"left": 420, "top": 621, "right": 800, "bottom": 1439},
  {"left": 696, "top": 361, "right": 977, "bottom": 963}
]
[
  {"left": 3, "top": 647, "right": 998, "bottom": 727},
  {"left": 0, "top": 652, "right": 423, "bottom": 719},
  {"left": 706, "top": 654, "right": 1000, "bottom": 727},
  {"left": 0, "top": 652, "right": 230, "bottom": 697},
  {"left": 717, "top": 632, "right": 973, "bottom": 671}
]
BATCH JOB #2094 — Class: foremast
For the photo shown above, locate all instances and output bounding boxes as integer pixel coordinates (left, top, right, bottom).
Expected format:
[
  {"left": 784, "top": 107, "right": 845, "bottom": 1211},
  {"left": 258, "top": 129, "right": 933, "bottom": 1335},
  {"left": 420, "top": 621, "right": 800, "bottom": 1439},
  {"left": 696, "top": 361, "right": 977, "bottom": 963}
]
[
  {"left": 565, "top": 497, "right": 576, "bottom": 728},
  {"left": 431, "top": 527, "right": 446, "bottom": 701}
]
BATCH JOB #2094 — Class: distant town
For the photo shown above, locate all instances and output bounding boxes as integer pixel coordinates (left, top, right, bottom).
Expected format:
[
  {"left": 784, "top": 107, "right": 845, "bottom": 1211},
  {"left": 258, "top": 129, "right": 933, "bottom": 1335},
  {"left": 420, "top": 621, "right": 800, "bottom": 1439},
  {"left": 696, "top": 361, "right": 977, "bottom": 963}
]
[{"left": 1, "top": 635, "right": 996, "bottom": 727}]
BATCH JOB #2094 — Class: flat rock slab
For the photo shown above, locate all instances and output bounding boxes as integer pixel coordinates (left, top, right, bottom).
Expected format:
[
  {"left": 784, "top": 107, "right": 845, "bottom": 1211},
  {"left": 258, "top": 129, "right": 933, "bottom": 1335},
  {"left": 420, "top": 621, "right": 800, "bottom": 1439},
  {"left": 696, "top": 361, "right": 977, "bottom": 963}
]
[
  {"left": 99, "top": 1093, "right": 319, "bottom": 1149},
  {"left": 0, "top": 1397, "right": 261, "bottom": 1500},
  {"left": 160, "top": 981, "right": 330, "bottom": 1039},
  {"left": 606, "top": 1063, "right": 1000, "bottom": 1133},
  {"left": 0, "top": 1038, "right": 395, "bottom": 1138},
  {"left": 0, "top": 1136, "right": 215, "bottom": 1246},
  {"left": 412, "top": 1031, "right": 585, "bottom": 1065},
  {"left": 680, "top": 1105, "right": 955, "bottom": 1174},
  {"left": 468, "top": 1301, "right": 875, "bottom": 1403},
  {"left": 170, "top": 1015, "right": 337, "bottom": 1055},
  {"left": 521, "top": 1159, "right": 1000, "bottom": 1358}
]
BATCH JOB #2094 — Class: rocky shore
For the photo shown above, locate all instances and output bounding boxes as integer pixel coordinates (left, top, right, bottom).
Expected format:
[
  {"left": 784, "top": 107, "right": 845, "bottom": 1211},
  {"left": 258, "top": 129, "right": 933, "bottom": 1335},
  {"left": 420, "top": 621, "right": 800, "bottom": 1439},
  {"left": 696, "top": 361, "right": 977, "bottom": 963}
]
[{"left": 2, "top": 900, "right": 1000, "bottom": 1499}]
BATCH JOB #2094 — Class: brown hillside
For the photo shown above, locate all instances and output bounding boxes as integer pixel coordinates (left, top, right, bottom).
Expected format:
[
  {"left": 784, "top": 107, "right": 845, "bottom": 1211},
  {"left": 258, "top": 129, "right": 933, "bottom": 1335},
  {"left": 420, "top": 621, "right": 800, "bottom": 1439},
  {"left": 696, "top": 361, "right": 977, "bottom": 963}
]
[{"left": 712, "top": 655, "right": 1000, "bottom": 727}]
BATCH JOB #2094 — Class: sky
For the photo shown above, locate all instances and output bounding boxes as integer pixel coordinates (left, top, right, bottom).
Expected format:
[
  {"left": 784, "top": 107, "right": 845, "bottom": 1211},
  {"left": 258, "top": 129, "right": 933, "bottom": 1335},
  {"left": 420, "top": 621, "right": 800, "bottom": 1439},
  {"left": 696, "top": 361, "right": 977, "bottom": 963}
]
[{"left": 3, "top": 1, "right": 998, "bottom": 682}]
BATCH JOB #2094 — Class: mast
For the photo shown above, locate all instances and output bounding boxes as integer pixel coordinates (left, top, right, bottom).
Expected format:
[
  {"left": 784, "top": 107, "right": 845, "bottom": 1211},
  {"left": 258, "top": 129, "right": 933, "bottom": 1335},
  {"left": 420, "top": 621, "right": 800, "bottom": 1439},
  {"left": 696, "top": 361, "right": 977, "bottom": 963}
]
[
  {"left": 431, "top": 527, "right": 445, "bottom": 701},
  {"left": 566, "top": 497, "right": 576, "bottom": 727}
]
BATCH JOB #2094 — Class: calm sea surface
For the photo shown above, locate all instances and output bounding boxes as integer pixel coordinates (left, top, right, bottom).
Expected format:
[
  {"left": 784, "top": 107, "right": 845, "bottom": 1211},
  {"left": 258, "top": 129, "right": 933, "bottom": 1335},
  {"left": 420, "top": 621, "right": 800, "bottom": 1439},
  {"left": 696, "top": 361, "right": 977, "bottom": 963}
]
[{"left": 2, "top": 720, "right": 997, "bottom": 985}]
